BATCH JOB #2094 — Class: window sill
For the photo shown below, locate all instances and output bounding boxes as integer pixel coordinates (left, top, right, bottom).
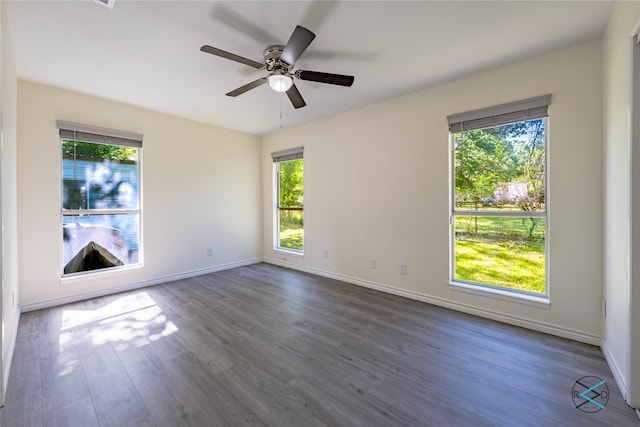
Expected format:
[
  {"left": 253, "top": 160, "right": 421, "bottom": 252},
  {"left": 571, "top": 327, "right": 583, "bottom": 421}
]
[
  {"left": 272, "top": 248, "right": 304, "bottom": 259},
  {"left": 449, "top": 281, "right": 550, "bottom": 309},
  {"left": 60, "top": 263, "right": 143, "bottom": 285}
]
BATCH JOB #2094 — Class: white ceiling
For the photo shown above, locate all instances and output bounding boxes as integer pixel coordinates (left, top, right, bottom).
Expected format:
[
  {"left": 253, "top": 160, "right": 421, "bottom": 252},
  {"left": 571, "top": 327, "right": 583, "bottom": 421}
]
[{"left": 5, "top": 1, "right": 612, "bottom": 136}]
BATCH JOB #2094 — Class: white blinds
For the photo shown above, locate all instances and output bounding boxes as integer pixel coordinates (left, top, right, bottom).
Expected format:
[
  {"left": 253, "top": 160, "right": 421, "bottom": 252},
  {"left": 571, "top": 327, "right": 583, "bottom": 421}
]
[
  {"left": 447, "top": 95, "right": 551, "bottom": 133},
  {"left": 57, "top": 120, "right": 143, "bottom": 148},
  {"left": 271, "top": 146, "right": 304, "bottom": 163}
]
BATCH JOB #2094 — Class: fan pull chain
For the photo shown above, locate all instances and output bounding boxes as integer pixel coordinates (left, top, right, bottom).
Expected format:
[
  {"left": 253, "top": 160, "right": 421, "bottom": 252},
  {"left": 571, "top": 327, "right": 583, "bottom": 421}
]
[{"left": 280, "top": 93, "right": 283, "bottom": 129}]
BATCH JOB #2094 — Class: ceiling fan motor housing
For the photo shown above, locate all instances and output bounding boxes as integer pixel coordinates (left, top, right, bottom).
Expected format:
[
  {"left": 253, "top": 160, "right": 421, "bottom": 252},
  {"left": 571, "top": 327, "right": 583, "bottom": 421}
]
[{"left": 263, "top": 45, "right": 291, "bottom": 73}]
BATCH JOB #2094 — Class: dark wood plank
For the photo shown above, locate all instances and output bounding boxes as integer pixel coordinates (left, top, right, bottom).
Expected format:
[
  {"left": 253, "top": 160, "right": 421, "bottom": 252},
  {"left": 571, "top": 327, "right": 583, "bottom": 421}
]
[
  {"left": 116, "top": 343, "right": 222, "bottom": 426},
  {"left": 2, "top": 337, "right": 43, "bottom": 427},
  {"left": 45, "top": 397, "right": 99, "bottom": 427},
  {"left": 1, "top": 263, "right": 638, "bottom": 426},
  {"left": 68, "top": 297, "right": 156, "bottom": 427}
]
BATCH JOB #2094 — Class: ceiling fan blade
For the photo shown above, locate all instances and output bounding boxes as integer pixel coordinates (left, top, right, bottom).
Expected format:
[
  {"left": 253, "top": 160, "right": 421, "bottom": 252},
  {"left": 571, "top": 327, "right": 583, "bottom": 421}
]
[
  {"left": 286, "top": 84, "right": 307, "bottom": 109},
  {"left": 212, "top": 4, "right": 280, "bottom": 45},
  {"left": 296, "top": 70, "right": 354, "bottom": 87},
  {"left": 200, "top": 45, "right": 264, "bottom": 69},
  {"left": 280, "top": 26, "right": 316, "bottom": 66},
  {"left": 226, "top": 78, "right": 268, "bottom": 97}
]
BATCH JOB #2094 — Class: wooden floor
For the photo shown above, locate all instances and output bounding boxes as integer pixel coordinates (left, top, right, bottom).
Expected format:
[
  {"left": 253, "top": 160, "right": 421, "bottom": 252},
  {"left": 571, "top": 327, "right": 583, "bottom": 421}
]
[{"left": 1, "top": 263, "right": 638, "bottom": 426}]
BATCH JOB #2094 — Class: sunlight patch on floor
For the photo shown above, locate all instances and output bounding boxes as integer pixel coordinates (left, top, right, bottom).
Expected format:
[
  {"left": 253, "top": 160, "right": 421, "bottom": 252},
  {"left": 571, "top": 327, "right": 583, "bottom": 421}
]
[{"left": 61, "top": 291, "right": 179, "bottom": 351}]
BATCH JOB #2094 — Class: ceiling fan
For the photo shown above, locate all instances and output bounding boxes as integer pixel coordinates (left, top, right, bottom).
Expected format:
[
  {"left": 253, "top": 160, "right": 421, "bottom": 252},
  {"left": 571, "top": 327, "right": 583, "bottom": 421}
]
[{"left": 200, "top": 25, "right": 354, "bottom": 109}]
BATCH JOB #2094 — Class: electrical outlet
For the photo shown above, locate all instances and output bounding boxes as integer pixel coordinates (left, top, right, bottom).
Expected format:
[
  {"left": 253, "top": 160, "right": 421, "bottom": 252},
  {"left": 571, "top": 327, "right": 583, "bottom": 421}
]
[
  {"left": 370, "top": 259, "right": 377, "bottom": 269},
  {"left": 322, "top": 250, "right": 329, "bottom": 259},
  {"left": 400, "top": 264, "right": 407, "bottom": 275},
  {"left": 12, "top": 292, "right": 15, "bottom": 309},
  {"left": 206, "top": 248, "right": 213, "bottom": 256},
  {"left": 602, "top": 298, "right": 606, "bottom": 317}
]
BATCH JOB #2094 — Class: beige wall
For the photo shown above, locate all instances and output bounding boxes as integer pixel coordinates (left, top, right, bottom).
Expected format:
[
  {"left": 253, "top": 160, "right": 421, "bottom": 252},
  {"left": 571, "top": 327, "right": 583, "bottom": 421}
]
[
  {"left": 263, "top": 39, "right": 603, "bottom": 343},
  {"left": 17, "top": 81, "right": 262, "bottom": 307},
  {"left": 1, "top": 1, "right": 20, "bottom": 399},
  {"left": 602, "top": 0, "right": 640, "bottom": 406}
]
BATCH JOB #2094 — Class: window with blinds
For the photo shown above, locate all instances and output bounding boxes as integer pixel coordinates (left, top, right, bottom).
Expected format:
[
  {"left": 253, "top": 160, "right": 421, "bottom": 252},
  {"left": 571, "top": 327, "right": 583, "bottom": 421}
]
[
  {"left": 58, "top": 120, "right": 143, "bottom": 276},
  {"left": 272, "top": 147, "right": 304, "bottom": 253},
  {"left": 447, "top": 96, "right": 550, "bottom": 298}
]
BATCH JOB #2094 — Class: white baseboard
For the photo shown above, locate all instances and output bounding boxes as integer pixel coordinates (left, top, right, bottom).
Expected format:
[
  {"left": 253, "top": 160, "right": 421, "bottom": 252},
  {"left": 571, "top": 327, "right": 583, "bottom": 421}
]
[
  {"left": 19, "top": 256, "right": 601, "bottom": 347},
  {"left": 601, "top": 338, "right": 628, "bottom": 401},
  {"left": 263, "top": 257, "right": 600, "bottom": 345},
  {"left": 20, "top": 258, "right": 261, "bottom": 313}
]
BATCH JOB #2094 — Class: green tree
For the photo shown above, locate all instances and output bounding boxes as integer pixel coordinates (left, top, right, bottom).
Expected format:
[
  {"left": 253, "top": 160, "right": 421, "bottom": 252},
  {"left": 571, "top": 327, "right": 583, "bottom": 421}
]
[
  {"left": 279, "top": 159, "right": 304, "bottom": 208},
  {"left": 455, "top": 130, "right": 516, "bottom": 207},
  {"left": 278, "top": 159, "right": 304, "bottom": 250},
  {"left": 62, "top": 140, "right": 137, "bottom": 163},
  {"left": 454, "top": 119, "right": 545, "bottom": 238},
  {"left": 504, "top": 119, "right": 545, "bottom": 237}
]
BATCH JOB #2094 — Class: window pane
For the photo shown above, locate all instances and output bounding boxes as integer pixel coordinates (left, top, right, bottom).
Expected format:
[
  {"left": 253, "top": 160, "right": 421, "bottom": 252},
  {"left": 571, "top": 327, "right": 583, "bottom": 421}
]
[
  {"left": 454, "top": 119, "right": 545, "bottom": 212},
  {"left": 62, "top": 140, "right": 139, "bottom": 210},
  {"left": 278, "top": 159, "right": 304, "bottom": 208},
  {"left": 277, "top": 158, "right": 304, "bottom": 252},
  {"left": 279, "top": 209, "right": 303, "bottom": 250},
  {"left": 62, "top": 213, "right": 139, "bottom": 274},
  {"left": 454, "top": 216, "right": 545, "bottom": 293}
]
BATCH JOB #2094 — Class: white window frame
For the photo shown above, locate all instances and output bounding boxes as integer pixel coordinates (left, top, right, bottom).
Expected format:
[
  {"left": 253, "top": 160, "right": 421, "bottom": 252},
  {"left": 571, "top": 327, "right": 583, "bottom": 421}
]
[
  {"left": 447, "top": 97, "right": 550, "bottom": 303},
  {"left": 58, "top": 120, "right": 143, "bottom": 277},
  {"left": 271, "top": 147, "right": 304, "bottom": 256}
]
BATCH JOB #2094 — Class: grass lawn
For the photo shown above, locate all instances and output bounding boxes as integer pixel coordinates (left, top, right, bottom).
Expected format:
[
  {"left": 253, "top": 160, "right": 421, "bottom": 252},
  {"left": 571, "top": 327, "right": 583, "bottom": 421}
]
[
  {"left": 455, "top": 216, "right": 545, "bottom": 293},
  {"left": 279, "top": 210, "right": 304, "bottom": 251},
  {"left": 279, "top": 227, "right": 303, "bottom": 251}
]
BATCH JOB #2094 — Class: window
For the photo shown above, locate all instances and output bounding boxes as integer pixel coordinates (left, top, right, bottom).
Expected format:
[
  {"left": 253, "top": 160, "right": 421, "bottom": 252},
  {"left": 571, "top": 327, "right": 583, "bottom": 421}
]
[
  {"left": 272, "top": 147, "right": 304, "bottom": 253},
  {"left": 58, "top": 121, "right": 142, "bottom": 276},
  {"left": 447, "top": 96, "right": 550, "bottom": 297}
]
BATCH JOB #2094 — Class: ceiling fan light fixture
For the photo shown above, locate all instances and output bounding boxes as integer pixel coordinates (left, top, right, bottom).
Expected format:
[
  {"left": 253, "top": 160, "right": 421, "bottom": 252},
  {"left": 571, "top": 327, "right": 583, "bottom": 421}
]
[{"left": 268, "top": 73, "right": 293, "bottom": 93}]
